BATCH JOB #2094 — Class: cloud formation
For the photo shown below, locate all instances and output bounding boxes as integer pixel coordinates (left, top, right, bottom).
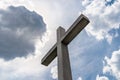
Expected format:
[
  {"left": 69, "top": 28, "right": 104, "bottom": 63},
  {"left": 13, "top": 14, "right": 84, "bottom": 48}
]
[
  {"left": 103, "top": 49, "right": 120, "bottom": 80},
  {"left": 77, "top": 77, "right": 82, "bottom": 80},
  {"left": 0, "top": 54, "right": 47, "bottom": 80},
  {"left": 0, "top": 6, "right": 46, "bottom": 60},
  {"left": 96, "top": 75, "right": 109, "bottom": 80},
  {"left": 50, "top": 65, "right": 58, "bottom": 79},
  {"left": 82, "top": 0, "right": 120, "bottom": 43}
]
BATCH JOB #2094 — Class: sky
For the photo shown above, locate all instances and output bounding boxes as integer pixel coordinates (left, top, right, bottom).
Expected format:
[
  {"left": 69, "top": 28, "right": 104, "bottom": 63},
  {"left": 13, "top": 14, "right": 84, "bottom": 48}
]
[{"left": 0, "top": 0, "right": 120, "bottom": 80}]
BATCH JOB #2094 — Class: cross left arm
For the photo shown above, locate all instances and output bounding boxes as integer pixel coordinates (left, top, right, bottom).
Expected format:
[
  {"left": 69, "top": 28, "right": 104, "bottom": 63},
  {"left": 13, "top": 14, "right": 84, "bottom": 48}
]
[{"left": 41, "top": 43, "right": 57, "bottom": 66}]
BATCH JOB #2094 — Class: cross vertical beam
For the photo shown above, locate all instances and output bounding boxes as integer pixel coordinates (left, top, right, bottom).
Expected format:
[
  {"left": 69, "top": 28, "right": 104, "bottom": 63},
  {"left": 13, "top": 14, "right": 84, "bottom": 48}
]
[{"left": 57, "top": 27, "right": 72, "bottom": 80}]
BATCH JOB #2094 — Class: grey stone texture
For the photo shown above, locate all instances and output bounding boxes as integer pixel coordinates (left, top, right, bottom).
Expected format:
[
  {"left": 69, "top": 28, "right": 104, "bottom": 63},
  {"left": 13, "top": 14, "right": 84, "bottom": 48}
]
[{"left": 41, "top": 14, "right": 90, "bottom": 80}]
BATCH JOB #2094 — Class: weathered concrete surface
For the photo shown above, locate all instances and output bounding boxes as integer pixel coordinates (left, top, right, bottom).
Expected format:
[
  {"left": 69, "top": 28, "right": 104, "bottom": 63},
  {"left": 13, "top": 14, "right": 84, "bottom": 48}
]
[
  {"left": 41, "top": 43, "right": 57, "bottom": 66},
  {"left": 57, "top": 27, "right": 72, "bottom": 80},
  {"left": 41, "top": 14, "right": 90, "bottom": 80},
  {"left": 62, "top": 14, "right": 90, "bottom": 45}
]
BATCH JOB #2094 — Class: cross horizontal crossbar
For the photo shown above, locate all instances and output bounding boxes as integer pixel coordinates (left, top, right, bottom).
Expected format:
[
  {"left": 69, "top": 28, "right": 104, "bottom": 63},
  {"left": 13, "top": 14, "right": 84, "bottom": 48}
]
[{"left": 41, "top": 14, "right": 90, "bottom": 66}]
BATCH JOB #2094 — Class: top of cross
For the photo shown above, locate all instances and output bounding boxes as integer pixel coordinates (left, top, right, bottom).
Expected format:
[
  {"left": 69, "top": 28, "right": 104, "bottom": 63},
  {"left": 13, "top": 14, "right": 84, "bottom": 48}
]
[{"left": 41, "top": 14, "right": 90, "bottom": 66}]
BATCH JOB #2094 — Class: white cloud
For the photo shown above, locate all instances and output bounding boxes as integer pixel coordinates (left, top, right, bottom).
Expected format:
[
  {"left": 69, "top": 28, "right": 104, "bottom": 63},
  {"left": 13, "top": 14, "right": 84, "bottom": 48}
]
[
  {"left": 82, "top": 0, "right": 92, "bottom": 6},
  {"left": 82, "top": 0, "right": 90, "bottom": 6},
  {"left": 105, "top": 34, "right": 113, "bottom": 44},
  {"left": 0, "top": 33, "right": 50, "bottom": 80},
  {"left": 96, "top": 75, "right": 109, "bottom": 80},
  {"left": 0, "top": 27, "right": 49, "bottom": 80},
  {"left": 50, "top": 65, "right": 58, "bottom": 79},
  {"left": 0, "top": 53, "right": 47, "bottom": 80},
  {"left": 105, "top": 0, "right": 113, "bottom": 2},
  {"left": 0, "top": 0, "right": 34, "bottom": 10},
  {"left": 103, "top": 49, "right": 120, "bottom": 80},
  {"left": 77, "top": 77, "right": 82, "bottom": 80},
  {"left": 82, "top": 0, "right": 120, "bottom": 42},
  {"left": 0, "top": 5, "right": 49, "bottom": 80}
]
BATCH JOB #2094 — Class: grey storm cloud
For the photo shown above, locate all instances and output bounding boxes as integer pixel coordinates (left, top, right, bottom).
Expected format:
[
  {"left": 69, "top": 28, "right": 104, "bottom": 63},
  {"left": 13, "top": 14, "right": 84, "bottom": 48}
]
[{"left": 0, "top": 6, "right": 46, "bottom": 60}]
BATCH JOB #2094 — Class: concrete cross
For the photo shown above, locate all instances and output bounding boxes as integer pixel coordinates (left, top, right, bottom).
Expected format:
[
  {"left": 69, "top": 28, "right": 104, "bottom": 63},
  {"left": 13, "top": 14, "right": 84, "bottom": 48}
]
[{"left": 41, "top": 14, "right": 90, "bottom": 80}]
